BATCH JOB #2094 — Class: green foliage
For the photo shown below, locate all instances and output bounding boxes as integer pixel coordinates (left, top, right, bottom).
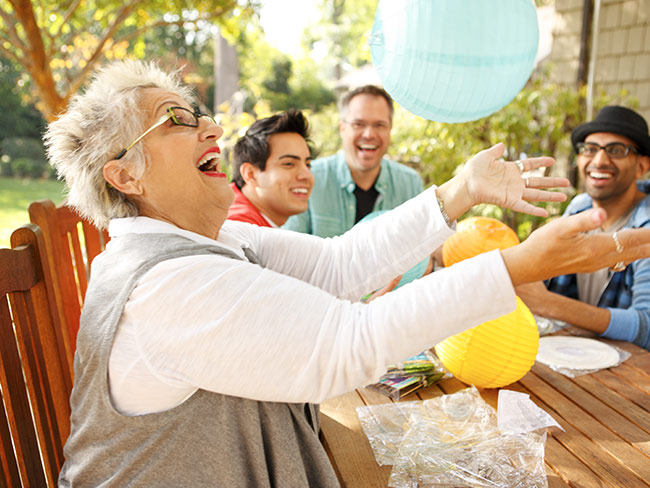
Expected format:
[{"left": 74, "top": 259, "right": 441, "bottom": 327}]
[
  {"left": 0, "top": 56, "right": 48, "bottom": 176},
  {"left": 0, "top": 137, "right": 51, "bottom": 179},
  {"left": 0, "top": 0, "right": 259, "bottom": 119},
  {"left": 262, "top": 57, "right": 336, "bottom": 112},
  {"left": 290, "top": 80, "right": 336, "bottom": 113},
  {"left": 0, "top": 58, "right": 46, "bottom": 139},
  {"left": 230, "top": 20, "right": 335, "bottom": 114},
  {"left": 305, "top": 0, "right": 378, "bottom": 73},
  {"left": 302, "top": 103, "right": 341, "bottom": 158},
  {"left": 262, "top": 57, "right": 292, "bottom": 110}
]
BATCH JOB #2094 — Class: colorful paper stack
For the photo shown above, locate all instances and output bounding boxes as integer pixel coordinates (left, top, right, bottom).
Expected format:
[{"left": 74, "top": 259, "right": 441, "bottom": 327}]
[{"left": 366, "top": 350, "right": 447, "bottom": 400}]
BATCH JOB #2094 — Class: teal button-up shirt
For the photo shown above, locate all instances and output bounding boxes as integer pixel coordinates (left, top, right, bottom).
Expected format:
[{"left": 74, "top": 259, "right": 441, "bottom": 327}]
[{"left": 283, "top": 151, "right": 423, "bottom": 237}]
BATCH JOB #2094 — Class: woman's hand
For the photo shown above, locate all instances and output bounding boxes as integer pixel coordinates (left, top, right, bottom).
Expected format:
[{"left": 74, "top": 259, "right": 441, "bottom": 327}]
[
  {"left": 436, "top": 143, "right": 569, "bottom": 221},
  {"left": 502, "top": 208, "right": 650, "bottom": 285},
  {"left": 463, "top": 143, "right": 569, "bottom": 215}
]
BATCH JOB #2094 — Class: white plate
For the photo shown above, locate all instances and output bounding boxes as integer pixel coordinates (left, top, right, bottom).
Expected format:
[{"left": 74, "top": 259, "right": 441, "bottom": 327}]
[{"left": 536, "top": 336, "right": 620, "bottom": 370}]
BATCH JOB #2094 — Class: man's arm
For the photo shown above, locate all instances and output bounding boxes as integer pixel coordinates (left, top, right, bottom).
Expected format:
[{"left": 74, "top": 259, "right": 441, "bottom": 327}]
[
  {"left": 517, "top": 256, "right": 650, "bottom": 349},
  {"left": 515, "top": 281, "right": 610, "bottom": 333},
  {"left": 606, "top": 257, "right": 650, "bottom": 347}
]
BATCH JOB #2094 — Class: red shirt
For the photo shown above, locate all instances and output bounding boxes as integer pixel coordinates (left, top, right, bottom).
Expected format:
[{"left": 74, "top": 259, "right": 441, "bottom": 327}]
[{"left": 227, "top": 182, "right": 272, "bottom": 227}]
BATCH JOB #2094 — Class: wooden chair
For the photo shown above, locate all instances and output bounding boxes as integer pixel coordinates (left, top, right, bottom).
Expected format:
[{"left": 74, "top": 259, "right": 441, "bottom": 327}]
[
  {"left": 29, "top": 199, "right": 109, "bottom": 370},
  {"left": 0, "top": 224, "right": 72, "bottom": 487}
]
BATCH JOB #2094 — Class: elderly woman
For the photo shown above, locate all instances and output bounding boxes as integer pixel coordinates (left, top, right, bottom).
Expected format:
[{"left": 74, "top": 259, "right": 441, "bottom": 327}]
[{"left": 47, "top": 60, "right": 650, "bottom": 487}]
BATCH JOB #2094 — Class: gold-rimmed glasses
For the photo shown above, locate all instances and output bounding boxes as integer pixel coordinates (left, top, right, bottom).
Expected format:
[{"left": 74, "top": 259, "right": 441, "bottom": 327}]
[
  {"left": 342, "top": 119, "right": 391, "bottom": 133},
  {"left": 114, "top": 106, "right": 216, "bottom": 160}
]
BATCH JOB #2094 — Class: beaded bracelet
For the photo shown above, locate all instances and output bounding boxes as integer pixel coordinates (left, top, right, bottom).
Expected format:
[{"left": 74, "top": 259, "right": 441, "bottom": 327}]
[{"left": 437, "top": 196, "right": 451, "bottom": 227}]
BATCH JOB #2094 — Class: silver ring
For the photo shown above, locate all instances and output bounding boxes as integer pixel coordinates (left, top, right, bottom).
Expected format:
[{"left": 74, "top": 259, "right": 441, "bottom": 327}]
[
  {"left": 524, "top": 177, "right": 530, "bottom": 187},
  {"left": 515, "top": 160, "right": 525, "bottom": 174},
  {"left": 612, "top": 231, "right": 624, "bottom": 253},
  {"left": 611, "top": 261, "right": 626, "bottom": 272}
]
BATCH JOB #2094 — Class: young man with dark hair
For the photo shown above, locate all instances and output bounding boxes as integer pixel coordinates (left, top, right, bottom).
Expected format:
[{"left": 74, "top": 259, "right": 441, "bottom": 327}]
[{"left": 228, "top": 109, "right": 314, "bottom": 227}]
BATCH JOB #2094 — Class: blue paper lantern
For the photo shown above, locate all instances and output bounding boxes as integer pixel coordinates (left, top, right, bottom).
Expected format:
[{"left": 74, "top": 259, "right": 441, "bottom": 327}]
[
  {"left": 369, "top": 0, "right": 539, "bottom": 123},
  {"left": 359, "top": 211, "right": 430, "bottom": 289}
]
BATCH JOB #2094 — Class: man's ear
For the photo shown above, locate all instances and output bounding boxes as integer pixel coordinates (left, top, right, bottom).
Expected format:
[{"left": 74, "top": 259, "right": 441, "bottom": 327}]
[
  {"left": 637, "top": 155, "right": 650, "bottom": 178},
  {"left": 239, "top": 162, "right": 259, "bottom": 187},
  {"left": 103, "top": 160, "right": 144, "bottom": 196}
]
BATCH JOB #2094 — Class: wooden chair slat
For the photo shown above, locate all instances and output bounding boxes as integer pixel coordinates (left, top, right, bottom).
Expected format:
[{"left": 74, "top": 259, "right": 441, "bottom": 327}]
[
  {"left": 68, "top": 227, "right": 88, "bottom": 298},
  {"left": 29, "top": 199, "right": 109, "bottom": 371},
  {"left": 0, "top": 245, "right": 37, "bottom": 295},
  {"left": 0, "top": 382, "right": 21, "bottom": 487},
  {"left": 0, "top": 287, "right": 50, "bottom": 487},
  {"left": 0, "top": 224, "right": 72, "bottom": 487}
]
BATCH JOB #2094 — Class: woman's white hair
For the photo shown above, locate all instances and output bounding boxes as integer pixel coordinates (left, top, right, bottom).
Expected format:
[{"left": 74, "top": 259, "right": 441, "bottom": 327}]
[{"left": 44, "top": 59, "right": 195, "bottom": 229}]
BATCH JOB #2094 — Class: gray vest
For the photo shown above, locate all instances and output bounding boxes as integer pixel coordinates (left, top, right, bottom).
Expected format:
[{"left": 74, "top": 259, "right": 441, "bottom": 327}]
[{"left": 59, "top": 233, "right": 339, "bottom": 487}]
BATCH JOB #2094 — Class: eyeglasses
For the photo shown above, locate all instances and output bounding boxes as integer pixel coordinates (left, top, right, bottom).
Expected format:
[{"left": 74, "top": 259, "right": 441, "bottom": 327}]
[
  {"left": 343, "top": 120, "right": 391, "bottom": 133},
  {"left": 114, "top": 106, "right": 216, "bottom": 160},
  {"left": 576, "top": 141, "right": 639, "bottom": 160}
]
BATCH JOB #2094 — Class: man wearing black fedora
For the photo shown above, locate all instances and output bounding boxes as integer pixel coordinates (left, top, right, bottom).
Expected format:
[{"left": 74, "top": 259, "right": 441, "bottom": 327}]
[{"left": 517, "top": 106, "right": 650, "bottom": 351}]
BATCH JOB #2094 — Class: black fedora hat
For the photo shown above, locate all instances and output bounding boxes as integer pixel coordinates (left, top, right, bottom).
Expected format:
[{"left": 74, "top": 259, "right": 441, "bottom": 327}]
[{"left": 571, "top": 106, "right": 650, "bottom": 157}]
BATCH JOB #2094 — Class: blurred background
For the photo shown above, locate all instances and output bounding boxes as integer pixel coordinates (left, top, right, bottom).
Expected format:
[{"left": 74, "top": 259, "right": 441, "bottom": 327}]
[{"left": 1, "top": 0, "right": 648, "bottom": 246}]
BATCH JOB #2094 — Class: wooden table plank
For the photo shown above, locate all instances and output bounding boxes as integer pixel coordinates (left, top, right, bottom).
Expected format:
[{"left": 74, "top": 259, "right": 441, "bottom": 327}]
[
  {"left": 320, "top": 390, "right": 391, "bottom": 487},
  {"left": 503, "top": 381, "right": 636, "bottom": 487},
  {"left": 356, "top": 387, "right": 395, "bottom": 406},
  {"left": 546, "top": 474, "right": 573, "bottom": 488},
  {"left": 531, "top": 363, "right": 650, "bottom": 458},
  {"left": 519, "top": 370, "right": 650, "bottom": 486},
  {"left": 574, "top": 372, "right": 650, "bottom": 434},
  {"left": 544, "top": 436, "right": 603, "bottom": 488},
  {"left": 593, "top": 369, "right": 650, "bottom": 411},
  {"left": 611, "top": 363, "right": 650, "bottom": 395}
]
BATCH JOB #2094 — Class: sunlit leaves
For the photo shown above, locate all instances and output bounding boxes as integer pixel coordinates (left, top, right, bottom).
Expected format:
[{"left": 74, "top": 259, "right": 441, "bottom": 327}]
[
  {"left": 104, "top": 40, "right": 129, "bottom": 60},
  {"left": 3, "top": 0, "right": 256, "bottom": 120}
]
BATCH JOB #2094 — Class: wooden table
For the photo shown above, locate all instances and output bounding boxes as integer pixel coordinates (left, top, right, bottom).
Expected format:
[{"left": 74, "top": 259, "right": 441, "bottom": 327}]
[{"left": 320, "top": 331, "right": 650, "bottom": 487}]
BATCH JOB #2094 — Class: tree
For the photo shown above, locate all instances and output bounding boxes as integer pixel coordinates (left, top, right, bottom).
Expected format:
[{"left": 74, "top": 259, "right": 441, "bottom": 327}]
[
  {"left": 0, "top": 0, "right": 259, "bottom": 121},
  {"left": 305, "top": 0, "right": 378, "bottom": 81},
  {"left": 262, "top": 57, "right": 292, "bottom": 110},
  {"left": 0, "top": 56, "right": 45, "bottom": 139}
]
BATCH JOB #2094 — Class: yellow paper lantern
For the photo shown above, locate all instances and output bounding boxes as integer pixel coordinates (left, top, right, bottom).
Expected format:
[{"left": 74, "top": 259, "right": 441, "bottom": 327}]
[
  {"left": 442, "top": 217, "right": 519, "bottom": 267},
  {"left": 434, "top": 297, "right": 539, "bottom": 388}
]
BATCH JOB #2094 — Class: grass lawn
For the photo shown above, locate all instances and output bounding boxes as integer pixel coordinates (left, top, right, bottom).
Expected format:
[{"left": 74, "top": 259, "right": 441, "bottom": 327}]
[{"left": 0, "top": 176, "right": 66, "bottom": 248}]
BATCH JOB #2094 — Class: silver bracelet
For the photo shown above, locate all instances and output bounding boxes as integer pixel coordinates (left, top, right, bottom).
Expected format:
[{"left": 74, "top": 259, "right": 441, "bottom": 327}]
[{"left": 437, "top": 196, "right": 451, "bottom": 226}]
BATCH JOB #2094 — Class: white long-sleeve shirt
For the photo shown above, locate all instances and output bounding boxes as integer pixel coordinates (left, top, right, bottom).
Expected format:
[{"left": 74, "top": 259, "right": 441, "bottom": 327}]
[{"left": 108, "top": 186, "right": 516, "bottom": 415}]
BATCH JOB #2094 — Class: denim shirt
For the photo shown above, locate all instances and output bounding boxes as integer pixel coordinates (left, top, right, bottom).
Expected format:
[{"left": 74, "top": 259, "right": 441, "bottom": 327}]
[
  {"left": 283, "top": 151, "right": 423, "bottom": 237},
  {"left": 547, "top": 180, "right": 650, "bottom": 350}
]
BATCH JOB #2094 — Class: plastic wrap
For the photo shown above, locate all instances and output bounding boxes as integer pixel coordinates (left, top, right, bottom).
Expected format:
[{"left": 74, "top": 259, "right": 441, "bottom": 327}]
[
  {"left": 534, "top": 315, "right": 568, "bottom": 336},
  {"left": 357, "top": 387, "right": 548, "bottom": 488},
  {"left": 356, "top": 400, "right": 425, "bottom": 466}
]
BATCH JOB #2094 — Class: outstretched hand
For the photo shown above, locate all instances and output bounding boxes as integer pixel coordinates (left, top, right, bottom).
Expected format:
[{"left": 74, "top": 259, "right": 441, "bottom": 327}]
[
  {"left": 462, "top": 143, "right": 569, "bottom": 217},
  {"left": 503, "top": 208, "right": 650, "bottom": 285}
]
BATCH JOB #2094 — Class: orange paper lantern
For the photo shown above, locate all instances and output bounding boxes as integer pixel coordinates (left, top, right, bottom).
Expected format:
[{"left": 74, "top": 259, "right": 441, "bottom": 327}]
[
  {"left": 442, "top": 216, "right": 519, "bottom": 267},
  {"left": 434, "top": 297, "right": 539, "bottom": 388}
]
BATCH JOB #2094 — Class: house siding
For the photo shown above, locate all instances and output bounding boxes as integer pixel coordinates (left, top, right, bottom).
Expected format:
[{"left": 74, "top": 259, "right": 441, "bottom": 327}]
[{"left": 549, "top": 0, "right": 650, "bottom": 122}]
